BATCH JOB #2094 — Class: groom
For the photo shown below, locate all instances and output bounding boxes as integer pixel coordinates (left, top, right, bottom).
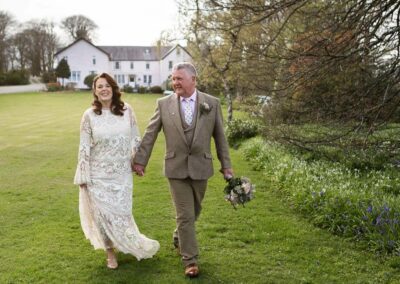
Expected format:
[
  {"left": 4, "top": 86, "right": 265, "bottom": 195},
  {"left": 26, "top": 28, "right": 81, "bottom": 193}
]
[{"left": 133, "top": 62, "right": 233, "bottom": 278}]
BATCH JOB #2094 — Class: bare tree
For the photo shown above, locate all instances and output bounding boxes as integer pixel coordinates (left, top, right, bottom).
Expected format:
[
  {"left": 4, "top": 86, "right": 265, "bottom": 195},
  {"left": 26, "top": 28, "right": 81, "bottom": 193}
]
[
  {"left": 178, "top": 0, "right": 400, "bottom": 152},
  {"left": 13, "top": 20, "right": 60, "bottom": 76},
  {"left": 60, "top": 15, "right": 98, "bottom": 42},
  {"left": 0, "top": 11, "right": 16, "bottom": 73},
  {"left": 178, "top": 0, "right": 248, "bottom": 121}
]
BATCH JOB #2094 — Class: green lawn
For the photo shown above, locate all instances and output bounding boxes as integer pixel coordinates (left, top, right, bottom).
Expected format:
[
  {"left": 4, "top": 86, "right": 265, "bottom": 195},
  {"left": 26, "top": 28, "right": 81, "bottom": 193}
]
[{"left": 0, "top": 92, "right": 399, "bottom": 283}]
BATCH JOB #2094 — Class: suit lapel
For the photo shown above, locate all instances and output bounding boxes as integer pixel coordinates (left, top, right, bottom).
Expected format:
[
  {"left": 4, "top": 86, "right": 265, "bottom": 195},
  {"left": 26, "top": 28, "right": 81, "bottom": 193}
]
[
  {"left": 168, "top": 94, "right": 188, "bottom": 145},
  {"left": 192, "top": 91, "right": 204, "bottom": 146}
]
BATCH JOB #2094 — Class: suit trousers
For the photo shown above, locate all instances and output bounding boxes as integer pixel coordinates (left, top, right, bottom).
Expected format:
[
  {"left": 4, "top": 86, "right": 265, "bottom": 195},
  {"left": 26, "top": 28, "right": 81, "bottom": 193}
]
[{"left": 168, "top": 178, "right": 207, "bottom": 266}]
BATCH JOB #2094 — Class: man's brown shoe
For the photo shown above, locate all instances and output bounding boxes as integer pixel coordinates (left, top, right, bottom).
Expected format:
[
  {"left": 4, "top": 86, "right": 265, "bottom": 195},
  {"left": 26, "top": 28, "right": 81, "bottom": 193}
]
[{"left": 185, "top": 263, "right": 199, "bottom": 278}]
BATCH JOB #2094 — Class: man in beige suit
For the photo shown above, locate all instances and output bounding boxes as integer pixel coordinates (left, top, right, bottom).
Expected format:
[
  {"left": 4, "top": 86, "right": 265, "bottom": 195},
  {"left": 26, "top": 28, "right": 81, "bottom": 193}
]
[{"left": 133, "top": 62, "right": 233, "bottom": 278}]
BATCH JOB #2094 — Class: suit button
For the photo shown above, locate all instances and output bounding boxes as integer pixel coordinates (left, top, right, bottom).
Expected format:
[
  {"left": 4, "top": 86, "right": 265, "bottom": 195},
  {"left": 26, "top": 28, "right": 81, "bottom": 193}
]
[{"left": 188, "top": 152, "right": 191, "bottom": 155}]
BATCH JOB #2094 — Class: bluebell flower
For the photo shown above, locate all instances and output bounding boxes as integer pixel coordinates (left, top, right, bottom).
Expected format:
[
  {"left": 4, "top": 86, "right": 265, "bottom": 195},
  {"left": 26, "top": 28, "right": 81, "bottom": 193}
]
[{"left": 375, "top": 215, "right": 382, "bottom": 225}]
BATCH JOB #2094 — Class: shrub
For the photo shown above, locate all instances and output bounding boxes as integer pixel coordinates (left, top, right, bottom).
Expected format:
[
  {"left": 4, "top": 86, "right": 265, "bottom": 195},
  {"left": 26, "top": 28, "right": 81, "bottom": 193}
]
[
  {"left": 150, "top": 85, "right": 163, "bottom": 94},
  {"left": 226, "top": 118, "right": 260, "bottom": 147},
  {"left": 41, "top": 71, "right": 57, "bottom": 83},
  {"left": 55, "top": 58, "right": 71, "bottom": 83},
  {"left": 138, "top": 86, "right": 147, "bottom": 93},
  {"left": 0, "top": 69, "right": 30, "bottom": 86},
  {"left": 241, "top": 137, "right": 400, "bottom": 255},
  {"left": 84, "top": 74, "right": 97, "bottom": 89},
  {"left": 46, "top": 82, "right": 62, "bottom": 92},
  {"left": 122, "top": 84, "right": 134, "bottom": 93},
  {"left": 0, "top": 73, "right": 6, "bottom": 86}
]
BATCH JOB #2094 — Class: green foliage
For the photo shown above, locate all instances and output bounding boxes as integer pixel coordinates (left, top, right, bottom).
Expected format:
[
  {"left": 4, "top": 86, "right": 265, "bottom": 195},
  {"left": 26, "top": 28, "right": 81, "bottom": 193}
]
[
  {"left": 261, "top": 122, "right": 400, "bottom": 171},
  {"left": 122, "top": 84, "right": 134, "bottom": 93},
  {"left": 242, "top": 137, "right": 400, "bottom": 255},
  {"left": 138, "top": 86, "right": 147, "bottom": 93},
  {"left": 0, "top": 69, "right": 30, "bottom": 85},
  {"left": 150, "top": 85, "right": 163, "bottom": 94},
  {"left": 41, "top": 71, "right": 57, "bottom": 83},
  {"left": 226, "top": 118, "right": 260, "bottom": 147},
  {"left": 83, "top": 73, "right": 97, "bottom": 90},
  {"left": 55, "top": 59, "right": 71, "bottom": 82}
]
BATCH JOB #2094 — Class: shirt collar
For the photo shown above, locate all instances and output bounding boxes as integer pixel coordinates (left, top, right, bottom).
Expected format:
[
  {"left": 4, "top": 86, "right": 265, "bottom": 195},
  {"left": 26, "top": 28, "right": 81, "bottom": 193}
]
[{"left": 179, "top": 90, "right": 197, "bottom": 102}]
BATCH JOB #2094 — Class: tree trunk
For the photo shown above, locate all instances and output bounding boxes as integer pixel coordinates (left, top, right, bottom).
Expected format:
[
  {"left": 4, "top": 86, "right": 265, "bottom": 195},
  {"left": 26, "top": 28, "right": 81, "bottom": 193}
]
[{"left": 222, "top": 77, "right": 233, "bottom": 121}]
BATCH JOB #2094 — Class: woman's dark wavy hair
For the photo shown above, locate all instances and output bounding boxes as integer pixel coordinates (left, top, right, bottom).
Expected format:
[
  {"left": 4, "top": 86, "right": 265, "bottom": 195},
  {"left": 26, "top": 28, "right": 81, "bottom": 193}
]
[{"left": 92, "top": 73, "right": 125, "bottom": 116}]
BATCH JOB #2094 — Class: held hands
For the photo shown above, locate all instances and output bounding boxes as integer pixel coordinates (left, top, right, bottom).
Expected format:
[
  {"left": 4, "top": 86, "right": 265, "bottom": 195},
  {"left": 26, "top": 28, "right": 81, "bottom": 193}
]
[{"left": 132, "top": 163, "right": 145, "bottom": 176}]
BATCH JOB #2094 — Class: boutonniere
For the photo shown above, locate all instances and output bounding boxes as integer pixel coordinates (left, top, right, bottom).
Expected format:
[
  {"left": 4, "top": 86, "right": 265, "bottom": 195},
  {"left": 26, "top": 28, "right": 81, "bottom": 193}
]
[{"left": 199, "top": 102, "right": 213, "bottom": 116}]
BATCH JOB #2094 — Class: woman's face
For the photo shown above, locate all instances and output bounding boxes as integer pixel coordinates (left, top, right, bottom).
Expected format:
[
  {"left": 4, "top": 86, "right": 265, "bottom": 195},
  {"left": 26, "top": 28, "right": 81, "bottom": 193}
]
[{"left": 95, "top": 77, "right": 113, "bottom": 107}]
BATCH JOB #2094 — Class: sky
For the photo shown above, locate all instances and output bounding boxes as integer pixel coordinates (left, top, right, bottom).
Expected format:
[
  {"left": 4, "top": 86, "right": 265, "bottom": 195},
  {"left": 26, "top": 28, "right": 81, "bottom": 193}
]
[{"left": 1, "top": 0, "right": 182, "bottom": 46}]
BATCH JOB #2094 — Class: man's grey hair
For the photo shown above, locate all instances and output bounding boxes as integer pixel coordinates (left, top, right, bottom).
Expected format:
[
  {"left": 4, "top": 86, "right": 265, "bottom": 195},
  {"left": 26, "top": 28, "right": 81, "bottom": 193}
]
[{"left": 172, "top": 62, "right": 197, "bottom": 77}]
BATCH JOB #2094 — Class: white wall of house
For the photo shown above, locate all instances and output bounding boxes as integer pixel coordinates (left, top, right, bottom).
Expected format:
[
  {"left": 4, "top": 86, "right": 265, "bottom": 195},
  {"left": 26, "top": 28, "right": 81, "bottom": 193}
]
[
  {"left": 160, "top": 46, "right": 192, "bottom": 90},
  {"left": 55, "top": 40, "right": 109, "bottom": 89},
  {"left": 54, "top": 40, "right": 192, "bottom": 90},
  {"left": 110, "top": 60, "right": 162, "bottom": 88}
]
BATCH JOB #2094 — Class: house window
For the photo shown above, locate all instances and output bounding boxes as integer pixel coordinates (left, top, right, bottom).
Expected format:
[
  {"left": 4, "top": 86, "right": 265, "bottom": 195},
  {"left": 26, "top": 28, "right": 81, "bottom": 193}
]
[
  {"left": 146, "top": 62, "right": 150, "bottom": 70},
  {"left": 130, "top": 62, "right": 134, "bottom": 69},
  {"left": 168, "top": 61, "right": 173, "bottom": 70},
  {"left": 176, "top": 47, "right": 181, "bottom": 55},
  {"left": 63, "top": 56, "right": 68, "bottom": 62},
  {"left": 116, "top": 74, "right": 125, "bottom": 84},
  {"left": 90, "top": 71, "right": 96, "bottom": 75},
  {"left": 70, "top": 71, "right": 81, "bottom": 82},
  {"left": 92, "top": 56, "right": 96, "bottom": 65},
  {"left": 115, "top": 61, "right": 120, "bottom": 69},
  {"left": 143, "top": 75, "right": 147, "bottom": 83},
  {"left": 149, "top": 75, "right": 152, "bottom": 84}
]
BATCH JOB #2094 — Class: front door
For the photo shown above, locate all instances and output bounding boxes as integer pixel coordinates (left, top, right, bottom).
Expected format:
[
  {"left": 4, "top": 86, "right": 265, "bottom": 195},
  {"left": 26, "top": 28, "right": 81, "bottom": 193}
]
[{"left": 128, "top": 74, "right": 136, "bottom": 87}]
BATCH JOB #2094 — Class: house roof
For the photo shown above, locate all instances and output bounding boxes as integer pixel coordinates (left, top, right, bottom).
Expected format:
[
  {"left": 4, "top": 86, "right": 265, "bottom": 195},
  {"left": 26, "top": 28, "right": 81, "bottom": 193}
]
[
  {"left": 55, "top": 38, "right": 111, "bottom": 59},
  {"left": 98, "top": 46, "right": 173, "bottom": 61},
  {"left": 161, "top": 45, "right": 192, "bottom": 60},
  {"left": 55, "top": 39, "right": 191, "bottom": 62}
]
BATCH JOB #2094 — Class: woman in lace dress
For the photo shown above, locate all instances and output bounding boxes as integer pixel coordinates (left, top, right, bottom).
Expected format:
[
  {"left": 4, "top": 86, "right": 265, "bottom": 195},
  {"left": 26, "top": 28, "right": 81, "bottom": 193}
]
[{"left": 74, "top": 73, "right": 159, "bottom": 269}]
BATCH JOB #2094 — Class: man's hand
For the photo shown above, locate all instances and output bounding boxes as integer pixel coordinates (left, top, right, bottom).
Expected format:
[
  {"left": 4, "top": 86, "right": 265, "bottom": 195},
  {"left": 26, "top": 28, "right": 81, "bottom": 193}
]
[
  {"left": 221, "top": 168, "right": 234, "bottom": 180},
  {"left": 133, "top": 163, "right": 145, "bottom": 176}
]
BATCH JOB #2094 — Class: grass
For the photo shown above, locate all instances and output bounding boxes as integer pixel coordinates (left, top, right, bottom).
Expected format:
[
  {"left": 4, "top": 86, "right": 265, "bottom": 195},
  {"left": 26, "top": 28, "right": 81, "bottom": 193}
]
[{"left": 1, "top": 91, "right": 400, "bottom": 283}]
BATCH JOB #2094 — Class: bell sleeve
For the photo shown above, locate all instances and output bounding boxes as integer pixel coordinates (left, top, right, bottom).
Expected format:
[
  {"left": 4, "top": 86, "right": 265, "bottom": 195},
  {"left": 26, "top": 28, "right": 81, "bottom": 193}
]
[{"left": 73, "top": 111, "right": 92, "bottom": 185}]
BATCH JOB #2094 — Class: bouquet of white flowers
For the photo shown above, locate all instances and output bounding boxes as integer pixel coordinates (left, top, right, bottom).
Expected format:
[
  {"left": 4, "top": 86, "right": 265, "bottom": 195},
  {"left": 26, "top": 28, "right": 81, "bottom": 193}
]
[{"left": 224, "top": 176, "right": 255, "bottom": 209}]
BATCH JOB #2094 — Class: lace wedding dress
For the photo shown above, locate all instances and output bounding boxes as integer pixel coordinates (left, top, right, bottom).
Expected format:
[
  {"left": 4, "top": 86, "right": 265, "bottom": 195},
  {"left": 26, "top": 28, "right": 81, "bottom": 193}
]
[{"left": 73, "top": 104, "right": 159, "bottom": 260}]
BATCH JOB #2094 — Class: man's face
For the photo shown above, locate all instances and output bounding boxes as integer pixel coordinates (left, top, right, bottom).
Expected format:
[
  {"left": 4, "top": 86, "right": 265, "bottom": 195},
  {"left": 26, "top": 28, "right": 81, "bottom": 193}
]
[{"left": 172, "top": 68, "right": 196, "bottom": 98}]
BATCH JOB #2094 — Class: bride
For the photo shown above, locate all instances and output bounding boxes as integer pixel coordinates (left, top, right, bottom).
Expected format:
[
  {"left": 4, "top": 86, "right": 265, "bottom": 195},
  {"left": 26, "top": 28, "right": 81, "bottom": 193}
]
[{"left": 74, "top": 73, "right": 159, "bottom": 269}]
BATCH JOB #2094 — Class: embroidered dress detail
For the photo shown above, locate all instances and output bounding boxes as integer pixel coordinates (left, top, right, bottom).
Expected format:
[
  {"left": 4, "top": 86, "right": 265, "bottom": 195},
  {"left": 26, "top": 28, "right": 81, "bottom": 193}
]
[{"left": 74, "top": 104, "right": 159, "bottom": 260}]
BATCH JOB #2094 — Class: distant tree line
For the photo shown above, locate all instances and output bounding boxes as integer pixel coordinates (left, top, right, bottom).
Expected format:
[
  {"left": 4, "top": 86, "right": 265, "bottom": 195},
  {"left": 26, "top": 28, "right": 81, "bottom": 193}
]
[
  {"left": 177, "top": 0, "right": 400, "bottom": 150},
  {"left": 0, "top": 11, "right": 97, "bottom": 80}
]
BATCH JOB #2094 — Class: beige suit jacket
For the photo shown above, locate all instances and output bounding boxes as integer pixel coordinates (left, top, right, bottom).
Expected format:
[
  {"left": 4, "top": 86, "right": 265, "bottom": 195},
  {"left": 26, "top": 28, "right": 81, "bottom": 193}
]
[{"left": 134, "top": 91, "right": 231, "bottom": 180}]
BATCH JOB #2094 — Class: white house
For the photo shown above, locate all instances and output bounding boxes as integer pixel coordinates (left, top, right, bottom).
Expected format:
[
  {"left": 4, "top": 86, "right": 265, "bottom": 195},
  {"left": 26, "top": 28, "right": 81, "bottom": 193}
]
[{"left": 54, "top": 38, "right": 192, "bottom": 89}]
